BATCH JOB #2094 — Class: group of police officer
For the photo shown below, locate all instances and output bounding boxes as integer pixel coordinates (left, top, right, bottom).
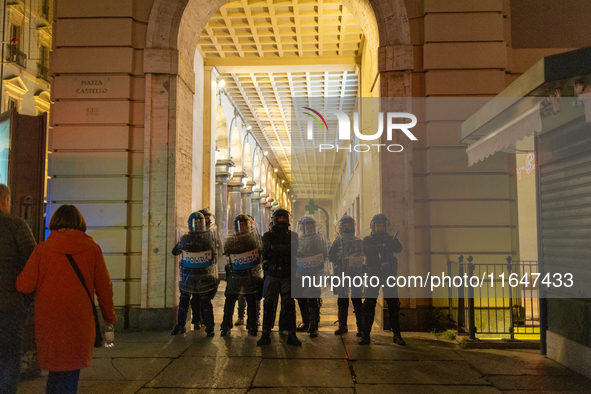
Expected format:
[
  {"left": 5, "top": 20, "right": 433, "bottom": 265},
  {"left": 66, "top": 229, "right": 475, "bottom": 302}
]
[{"left": 171, "top": 207, "right": 405, "bottom": 346}]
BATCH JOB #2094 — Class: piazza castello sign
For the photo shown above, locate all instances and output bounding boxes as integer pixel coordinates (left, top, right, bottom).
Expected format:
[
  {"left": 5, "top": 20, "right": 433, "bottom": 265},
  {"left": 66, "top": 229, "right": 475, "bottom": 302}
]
[
  {"left": 55, "top": 75, "right": 132, "bottom": 99},
  {"left": 72, "top": 76, "right": 110, "bottom": 97}
]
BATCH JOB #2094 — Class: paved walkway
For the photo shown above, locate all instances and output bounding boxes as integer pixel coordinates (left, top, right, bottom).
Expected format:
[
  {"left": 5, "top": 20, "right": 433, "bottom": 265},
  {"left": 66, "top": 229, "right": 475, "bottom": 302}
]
[{"left": 18, "top": 326, "right": 591, "bottom": 393}]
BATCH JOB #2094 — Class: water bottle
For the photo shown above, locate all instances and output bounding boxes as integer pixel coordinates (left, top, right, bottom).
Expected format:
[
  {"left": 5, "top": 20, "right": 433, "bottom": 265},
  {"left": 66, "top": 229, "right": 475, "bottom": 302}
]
[{"left": 104, "top": 325, "right": 114, "bottom": 347}]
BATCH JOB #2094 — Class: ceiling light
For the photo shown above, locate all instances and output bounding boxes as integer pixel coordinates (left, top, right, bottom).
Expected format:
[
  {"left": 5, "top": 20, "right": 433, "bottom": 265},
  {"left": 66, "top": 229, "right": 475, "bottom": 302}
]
[
  {"left": 287, "top": 189, "right": 290, "bottom": 192},
  {"left": 274, "top": 169, "right": 278, "bottom": 173},
  {"left": 264, "top": 151, "right": 268, "bottom": 156},
  {"left": 217, "top": 78, "right": 226, "bottom": 87},
  {"left": 246, "top": 125, "right": 252, "bottom": 131},
  {"left": 281, "top": 180, "right": 285, "bottom": 183}
]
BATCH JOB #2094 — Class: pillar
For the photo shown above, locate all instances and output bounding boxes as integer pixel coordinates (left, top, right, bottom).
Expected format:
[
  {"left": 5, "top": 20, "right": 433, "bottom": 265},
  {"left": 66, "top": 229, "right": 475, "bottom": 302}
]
[
  {"left": 241, "top": 180, "right": 255, "bottom": 216},
  {"left": 259, "top": 193, "right": 269, "bottom": 231},
  {"left": 251, "top": 187, "right": 262, "bottom": 234},
  {"left": 215, "top": 159, "right": 233, "bottom": 235},
  {"left": 265, "top": 197, "right": 274, "bottom": 230},
  {"left": 227, "top": 171, "right": 246, "bottom": 232}
]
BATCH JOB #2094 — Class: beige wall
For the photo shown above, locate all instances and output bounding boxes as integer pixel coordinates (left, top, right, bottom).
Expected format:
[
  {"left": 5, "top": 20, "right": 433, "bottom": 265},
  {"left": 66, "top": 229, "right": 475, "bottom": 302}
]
[{"left": 47, "top": 0, "right": 590, "bottom": 329}]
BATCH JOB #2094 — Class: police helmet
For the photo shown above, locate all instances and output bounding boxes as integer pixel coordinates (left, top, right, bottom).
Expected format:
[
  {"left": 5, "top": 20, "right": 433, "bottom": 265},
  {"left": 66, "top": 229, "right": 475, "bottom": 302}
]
[
  {"left": 234, "top": 214, "right": 251, "bottom": 234},
  {"left": 272, "top": 208, "right": 290, "bottom": 227},
  {"left": 198, "top": 208, "right": 213, "bottom": 226},
  {"left": 188, "top": 212, "right": 206, "bottom": 233},
  {"left": 298, "top": 216, "right": 317, "bottom": 235},
  {"left": 370, "top": 213, "right": 389, "bottom": 234},
  {"left": 338, "top": 215, "right": 355, "bottom": 234}
]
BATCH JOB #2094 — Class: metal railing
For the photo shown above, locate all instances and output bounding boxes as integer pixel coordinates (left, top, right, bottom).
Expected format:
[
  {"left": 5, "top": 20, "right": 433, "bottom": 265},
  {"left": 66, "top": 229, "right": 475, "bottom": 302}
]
[
  {"left": 448, "top": 255, "right": 540, "bottom": 340},
  {"left": 8, "top": 45, "right": 27, "bottom": 68}
]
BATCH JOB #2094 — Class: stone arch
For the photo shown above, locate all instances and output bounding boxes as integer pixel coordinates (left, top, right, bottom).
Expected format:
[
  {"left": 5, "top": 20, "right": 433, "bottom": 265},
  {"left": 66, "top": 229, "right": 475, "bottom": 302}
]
[{"left": 215, "top": 105, "right": 228, "bottom": 160}]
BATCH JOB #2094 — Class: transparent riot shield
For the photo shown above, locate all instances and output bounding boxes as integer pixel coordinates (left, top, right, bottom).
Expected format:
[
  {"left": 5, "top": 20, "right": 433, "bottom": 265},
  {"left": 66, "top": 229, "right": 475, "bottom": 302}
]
[
  {"left": 223, "top": 226, "right": 264, "bottom": 296},
  {"left": 178, "top": 228, "right": 219, "bottom": 294},
  {"left": 296, "top": 232, "right": 327, "bottom": 297}
]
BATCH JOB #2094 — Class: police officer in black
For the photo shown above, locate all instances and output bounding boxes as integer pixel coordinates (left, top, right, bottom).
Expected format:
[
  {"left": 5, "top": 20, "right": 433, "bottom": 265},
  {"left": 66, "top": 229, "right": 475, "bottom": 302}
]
[
  {"left": 359, "top": 214, "right": 405, "bottom": 345},
  {"left": 171, "top": 212, "right": 219, "bottom": 336},
  {"left": 329, "top": 215, "right": 364, "bottom": 336},
  {"left": 257, "top": 208, "right": 301, "bottom": 346}
]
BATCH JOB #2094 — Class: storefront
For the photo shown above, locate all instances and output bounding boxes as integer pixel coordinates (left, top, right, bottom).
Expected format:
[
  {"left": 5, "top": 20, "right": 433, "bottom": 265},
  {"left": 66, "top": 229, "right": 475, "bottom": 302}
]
[{"left": 461, "top": 46, "right": 591, "bottom": 379}]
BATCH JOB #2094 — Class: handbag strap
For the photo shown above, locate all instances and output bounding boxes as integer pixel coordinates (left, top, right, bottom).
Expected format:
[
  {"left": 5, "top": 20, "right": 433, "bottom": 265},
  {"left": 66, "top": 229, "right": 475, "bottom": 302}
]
[{"left": 65, "top": 254, "right": 99, "bottom": 318}]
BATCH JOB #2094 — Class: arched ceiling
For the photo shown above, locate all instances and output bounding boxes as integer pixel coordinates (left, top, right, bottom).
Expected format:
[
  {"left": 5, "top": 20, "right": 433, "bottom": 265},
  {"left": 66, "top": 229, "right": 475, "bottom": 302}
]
[{"left": 199, "top": 0, "right": 363, "bottom": 199}]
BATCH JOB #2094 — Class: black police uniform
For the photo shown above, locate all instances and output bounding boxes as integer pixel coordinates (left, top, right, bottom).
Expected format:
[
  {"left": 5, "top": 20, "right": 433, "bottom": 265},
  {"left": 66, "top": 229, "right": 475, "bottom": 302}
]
[
  {"left": 257, "top": 223, "right": 300, "bottom": 345},
  {"left": 361, "top": 231, "right": 403, "bottom": 343},
  {"left": 329, "top": 234, "right": 364, "bottom": 335}
]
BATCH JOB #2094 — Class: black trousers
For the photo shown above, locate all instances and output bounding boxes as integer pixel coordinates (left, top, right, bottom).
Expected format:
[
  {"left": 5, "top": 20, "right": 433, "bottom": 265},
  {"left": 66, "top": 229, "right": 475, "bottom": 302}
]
[
  {"left": 362, "top": 297, "right": 402, "bottom": 335},
  {"left": 261, "top": 274, "right": 296, "bottom": 333},
  {"left": 222, "top": 293, "right": 259, "bottom": 330},
  {"left": 177, "top": 289, "right": 216, "bottom": 331}
]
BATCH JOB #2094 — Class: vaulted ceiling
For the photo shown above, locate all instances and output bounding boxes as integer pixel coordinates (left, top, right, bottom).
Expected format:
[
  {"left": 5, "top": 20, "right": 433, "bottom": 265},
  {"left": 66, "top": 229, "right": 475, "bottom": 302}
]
[{"left": 199, "top": 0, "right": 363, "bottom": 199}]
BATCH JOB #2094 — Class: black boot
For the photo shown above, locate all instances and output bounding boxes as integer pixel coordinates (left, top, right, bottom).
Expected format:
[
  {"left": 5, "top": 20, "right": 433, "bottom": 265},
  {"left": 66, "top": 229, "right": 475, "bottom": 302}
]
[
  {"left": 235, "top": 296, "right": 245, "bottom": 326},
  {"left": 287, "top": 330, "right": 302, "bottom": 346},
  {"left": 201, "top": 297, "right": 215, "bottom": 337},
  {"left": 387, "top": 298, "right": 405, "bottom": 346},
  {"left": 308, "top": 303, "right": 319, "bottom": 338},
  {"left": 353, "top": 302, "right": 364, "bottom": 337},
  {"left": 257, "top": 331, "right": 271, "bottom": 346},
  {"left": 172, "top": 304, "right": 188, "bottom": 335},
  {"left": 358, "top": 333, "right": 371, "bottom": 345},
  {"left": 358, "top": 299, "right": 376, "bottom": 345},
  {"left": 296, "top": 299, "right": 310, "bottom": 332},
  {"left": 335, "top": 298, "right": 349, "bottom": 335}
]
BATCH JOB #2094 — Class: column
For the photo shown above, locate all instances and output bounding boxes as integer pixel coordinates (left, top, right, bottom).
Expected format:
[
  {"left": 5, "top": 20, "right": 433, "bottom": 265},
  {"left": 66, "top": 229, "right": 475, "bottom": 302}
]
[
  {"left": 241, "top": 180, "right": 255, "bottom": 216},
  {"left": 251, "top": 187, "right": 262, "bottom": 234},
  {"left": 259, "top": 193, "right": 269, "bottom": 231},
  {"left": 227, "top": 170, "right": 246, "bottom": 232},
  {"left": 265, "top": 197, "right": 274, "bottom": 229},
  {"left": 215, "top": 159, "right": 233, "bottom": 237}
]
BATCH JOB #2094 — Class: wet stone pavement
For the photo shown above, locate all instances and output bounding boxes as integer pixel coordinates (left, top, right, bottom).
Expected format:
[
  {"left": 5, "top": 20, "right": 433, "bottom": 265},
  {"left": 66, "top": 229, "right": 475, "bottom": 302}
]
[{"left": 17, "top": 296, "right": 591, "bottom": 393}]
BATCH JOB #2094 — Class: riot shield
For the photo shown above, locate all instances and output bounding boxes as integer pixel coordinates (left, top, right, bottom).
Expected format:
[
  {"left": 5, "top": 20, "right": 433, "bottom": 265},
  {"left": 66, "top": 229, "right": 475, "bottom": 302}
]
[
  {"left": 178, "top": 228, "right": 219, "bottom": 294},
  {"left": 335, "top": 233, "right": 364, "bottom": 276},
  {"left": 223, "top": 227, "right": 264, "bottom": 296}
]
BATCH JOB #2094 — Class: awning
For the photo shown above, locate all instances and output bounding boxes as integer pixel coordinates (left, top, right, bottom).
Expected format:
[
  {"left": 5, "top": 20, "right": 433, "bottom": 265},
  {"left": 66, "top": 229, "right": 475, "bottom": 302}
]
[
  {"left": 466, "top": 104, "right": 542, "bottom": 166},
  {"left": 460, "top": 46, "right": 591, "bottom": 166}
]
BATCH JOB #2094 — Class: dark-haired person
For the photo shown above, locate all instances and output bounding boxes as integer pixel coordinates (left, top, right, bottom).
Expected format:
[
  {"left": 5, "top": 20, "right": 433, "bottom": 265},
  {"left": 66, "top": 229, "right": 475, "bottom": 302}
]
[
  {"left": 0, "top": 184, "right": 36, "bottom": 394},
  {"left": 16, "top": 205, "right": 116, "bottom": 394}
]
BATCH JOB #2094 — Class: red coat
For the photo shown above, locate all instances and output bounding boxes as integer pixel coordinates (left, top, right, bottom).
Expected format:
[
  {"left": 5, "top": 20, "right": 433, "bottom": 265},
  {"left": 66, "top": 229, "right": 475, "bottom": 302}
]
[{"left": 16, "top": 230, "right": 117, "bottom": 371}]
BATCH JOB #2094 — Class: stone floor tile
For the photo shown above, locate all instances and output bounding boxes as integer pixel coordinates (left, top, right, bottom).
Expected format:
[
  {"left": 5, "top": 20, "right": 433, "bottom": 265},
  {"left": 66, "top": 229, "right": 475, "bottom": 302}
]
[
  {"left": 345, "top": 335, "right": 461, "bottom": 361},
  {"left": 456, "top": 349, "right": 581, "bottom": 376},
  {"left": 93, "top": 341, "right": 192, "bottom": 358},
  {"left": 355, "top": 384, "right": 503, "bottom": 394},
  {"left": 353, "top": 360, "right": 489, "bottom": 385},
  {"left": 146, "top": 356, "right": 261, "bottom": 388},
  {"left": 137, "top": 389, "right": 247, "bottom": 394},
  {"left": 249, "top": 389, "right": 354, "bottom": 394},
  {"left": 252, "top": 359, "right": 353, "bottom": 387},
  {"left": 17, "top": 378, "right": 147, "bottom": 394},
  {"left": 80, "top": 358, "right": 125, "bottom": 381},
  {"left": 112, "top": 358, "right": 173, "bottom": 380},
  {"left": 486, "top": 375, "right": 591, "bottom": 391}
]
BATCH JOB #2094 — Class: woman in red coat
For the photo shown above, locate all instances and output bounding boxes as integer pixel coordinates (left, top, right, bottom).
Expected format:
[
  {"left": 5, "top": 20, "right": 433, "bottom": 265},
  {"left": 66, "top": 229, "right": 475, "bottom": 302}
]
[{"left": 17, "top": 205, "right": 116, "bottom": 394}]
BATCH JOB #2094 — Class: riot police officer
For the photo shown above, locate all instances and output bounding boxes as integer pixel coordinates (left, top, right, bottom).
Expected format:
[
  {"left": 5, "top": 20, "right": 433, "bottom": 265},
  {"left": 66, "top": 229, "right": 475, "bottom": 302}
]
[
  {"left": 171, "top": 212, "right": 219, "bottom": 336},
  {"left": 329, "top": 215, "right": 364, "bottom": 336},
  {"left": 257, "top": 209, "right": 301, "bottom": 346},
  {"left": 191, "top": 208, "right": 218, "bottom": 327},
  {"left": 221, "top": 214, "right": 264, "bottom": 336},
  {"left": 359, "top": 214, "right": 405, "bottom": 345},
  {"left": 295, "top": 216, "right": 327, "bottom": 338}
]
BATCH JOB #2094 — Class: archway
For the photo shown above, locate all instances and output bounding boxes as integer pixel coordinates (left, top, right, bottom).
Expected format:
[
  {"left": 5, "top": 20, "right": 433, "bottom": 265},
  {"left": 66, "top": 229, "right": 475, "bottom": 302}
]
[{"left": 142, "top": 0, "right": 412, "bottom": 318}]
